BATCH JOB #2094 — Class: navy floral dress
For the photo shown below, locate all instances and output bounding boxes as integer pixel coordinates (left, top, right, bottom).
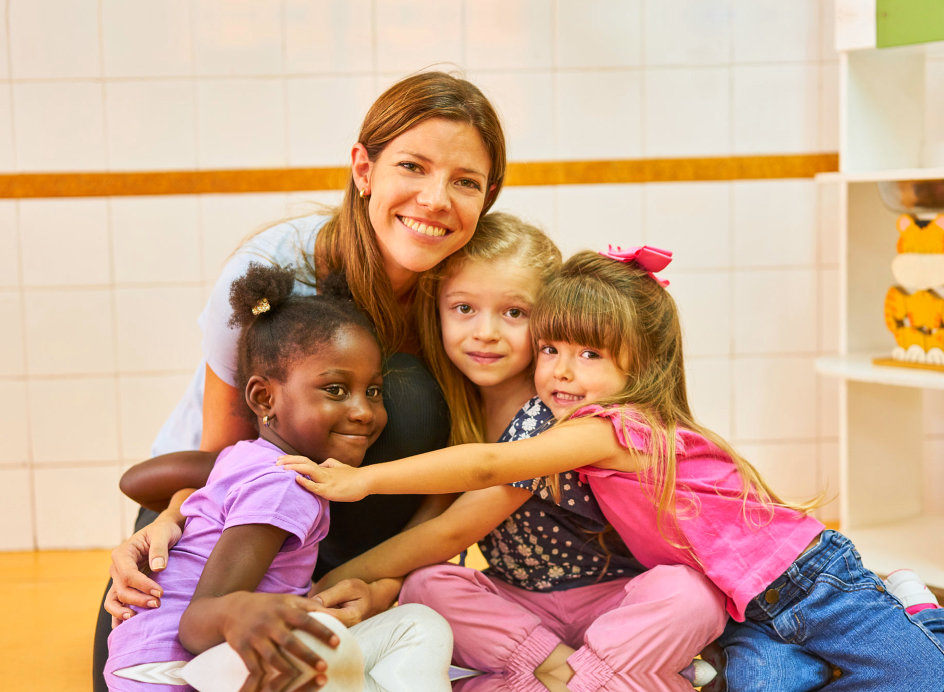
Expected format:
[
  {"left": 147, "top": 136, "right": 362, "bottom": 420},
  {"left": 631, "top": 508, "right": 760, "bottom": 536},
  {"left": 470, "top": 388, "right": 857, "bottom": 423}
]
[{"left": 478, "top": 397, "right": 643, "bottom": 591}]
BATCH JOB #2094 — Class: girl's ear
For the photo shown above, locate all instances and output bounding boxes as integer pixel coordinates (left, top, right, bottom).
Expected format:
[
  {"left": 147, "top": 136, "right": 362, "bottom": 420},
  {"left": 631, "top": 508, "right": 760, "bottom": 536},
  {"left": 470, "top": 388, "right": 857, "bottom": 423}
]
[
  {"left": 245, "top": 375, "right": 275, "bottom": 419},
  {"left": 351, "top": 143, "right": 373, "bottom": 193}
]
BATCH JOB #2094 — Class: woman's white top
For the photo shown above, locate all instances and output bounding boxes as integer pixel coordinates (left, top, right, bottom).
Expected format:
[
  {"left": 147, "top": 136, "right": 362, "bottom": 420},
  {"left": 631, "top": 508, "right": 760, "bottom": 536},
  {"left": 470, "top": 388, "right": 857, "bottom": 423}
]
[{"left": 150, "top": 214, "right": 329, "bottom": 455}]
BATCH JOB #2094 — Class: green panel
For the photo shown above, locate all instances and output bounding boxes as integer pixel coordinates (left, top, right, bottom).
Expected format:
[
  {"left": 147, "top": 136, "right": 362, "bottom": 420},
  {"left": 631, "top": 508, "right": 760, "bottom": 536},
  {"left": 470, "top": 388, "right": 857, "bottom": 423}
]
[{"left": 877, "top": 0, "right": 944, "bottom": 48}]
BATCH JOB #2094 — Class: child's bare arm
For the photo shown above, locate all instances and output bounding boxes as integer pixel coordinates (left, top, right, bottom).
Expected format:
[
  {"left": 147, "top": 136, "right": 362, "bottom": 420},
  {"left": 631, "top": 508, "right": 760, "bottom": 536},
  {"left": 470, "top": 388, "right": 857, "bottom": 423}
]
[
  {"left": 281, "top": 416, "right": 628, "bottom": 501},
  {"left": 177, "top": 523, "right": 338, "bottom": 683},
  {"left": 317, "top": 485, "right": 530, "bottom": 589},
  {"left": 178, "top": 523, "right": 287, "bottom": 652},
  {"left": 119, "top": 451, "right": 218, "bottom": 511}
]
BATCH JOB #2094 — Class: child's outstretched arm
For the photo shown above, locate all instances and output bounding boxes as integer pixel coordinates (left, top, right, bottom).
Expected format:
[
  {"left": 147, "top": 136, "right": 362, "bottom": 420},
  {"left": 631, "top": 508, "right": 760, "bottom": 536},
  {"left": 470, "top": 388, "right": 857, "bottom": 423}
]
[
  {"left": 316, "top": 485, "right": 530, "bottom": 589},
  {"left": 120, "top": 450, "right": 218, "bottom": 511},
  {"left": 280, "top": 416, "right": 629, "bottom": 501}
]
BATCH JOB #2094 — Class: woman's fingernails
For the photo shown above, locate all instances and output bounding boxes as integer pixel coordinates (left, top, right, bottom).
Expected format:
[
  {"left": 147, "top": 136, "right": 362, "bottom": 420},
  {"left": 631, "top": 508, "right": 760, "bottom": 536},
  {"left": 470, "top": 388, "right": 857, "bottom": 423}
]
[
  {"left": 122, "top": 612, "right": 131, "bottom": 620},
  {"left": 147, "top": 599, "right": 159, "bottom": 608},
  {"left": 150, "top": 588, "right": 162, "bottom": 598},
  {"left": 151, "top": 557, "right": 165, "bottom": 570}
]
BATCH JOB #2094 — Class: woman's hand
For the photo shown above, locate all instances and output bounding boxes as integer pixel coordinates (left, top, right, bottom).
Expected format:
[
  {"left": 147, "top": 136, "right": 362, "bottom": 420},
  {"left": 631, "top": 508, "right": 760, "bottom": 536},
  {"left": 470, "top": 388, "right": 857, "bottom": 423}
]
[
  {"left": 104, "top": 510, "right": 184, "bottom": 626},
  {"left": 278, "top": 457, "right": 370, "bottom": 502},
  {"left": 218, "top": 592, "right": 339, "bottom": 691}
]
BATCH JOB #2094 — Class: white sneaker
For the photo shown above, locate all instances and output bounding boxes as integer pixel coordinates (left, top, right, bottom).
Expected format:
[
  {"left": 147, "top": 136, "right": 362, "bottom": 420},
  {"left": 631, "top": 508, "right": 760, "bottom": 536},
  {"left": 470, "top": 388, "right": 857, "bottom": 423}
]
[
  {"left": 884, "top": 569, "right": 940, "bottom": 612},
  {"left": 680, "top": 658, "right": 718, "bottom": 687}
]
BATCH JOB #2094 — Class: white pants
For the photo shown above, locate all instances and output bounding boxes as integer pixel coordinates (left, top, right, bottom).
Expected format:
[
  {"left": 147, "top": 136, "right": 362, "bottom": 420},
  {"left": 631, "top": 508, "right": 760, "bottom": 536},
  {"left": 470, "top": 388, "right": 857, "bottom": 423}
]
[
  {"left": 112, "top": 603, "right": 453, "bottom": 692},
  {"left": 353, "top": 603, "right": 454, "bottom": 692}
]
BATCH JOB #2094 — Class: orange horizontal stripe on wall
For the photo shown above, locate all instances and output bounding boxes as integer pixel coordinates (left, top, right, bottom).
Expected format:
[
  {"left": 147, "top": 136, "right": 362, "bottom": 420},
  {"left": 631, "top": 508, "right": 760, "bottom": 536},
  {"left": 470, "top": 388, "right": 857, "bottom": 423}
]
[{"left": 0, "top": 154, "right": 838, "bottom": 199}]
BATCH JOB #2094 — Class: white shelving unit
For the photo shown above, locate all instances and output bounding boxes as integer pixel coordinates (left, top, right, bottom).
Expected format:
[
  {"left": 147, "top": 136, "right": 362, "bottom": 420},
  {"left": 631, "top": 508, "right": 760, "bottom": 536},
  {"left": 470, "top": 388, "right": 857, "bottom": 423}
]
[{"left": 818, "top": 8, "right": 944, "bottom": 587}]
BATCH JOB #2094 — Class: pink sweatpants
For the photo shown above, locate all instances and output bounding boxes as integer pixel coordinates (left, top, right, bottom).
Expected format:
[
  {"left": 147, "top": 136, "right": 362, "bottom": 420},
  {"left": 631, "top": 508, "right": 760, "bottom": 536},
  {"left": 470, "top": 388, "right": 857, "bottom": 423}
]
[{"left": 399, "top": 563, "right": 727, "bottom": 692}]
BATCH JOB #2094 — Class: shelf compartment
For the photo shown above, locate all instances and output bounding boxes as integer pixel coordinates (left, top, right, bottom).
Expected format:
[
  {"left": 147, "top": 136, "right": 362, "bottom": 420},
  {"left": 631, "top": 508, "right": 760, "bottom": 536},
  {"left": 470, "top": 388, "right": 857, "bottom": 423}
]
[
  {"left": 817, "top": 354, "right": 944, "bottom": 389},
  {"left": 843, "top": 515, "right": 944, "bottom": 589}
]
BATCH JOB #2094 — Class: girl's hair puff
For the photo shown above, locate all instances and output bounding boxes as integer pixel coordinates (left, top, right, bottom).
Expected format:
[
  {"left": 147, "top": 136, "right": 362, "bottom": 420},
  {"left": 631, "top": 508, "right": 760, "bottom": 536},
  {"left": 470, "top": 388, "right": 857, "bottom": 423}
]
[
  {"left": 532, "top": 251, "right": 819, "bottom": 549},
  {"left": 311, "top": 71, "right": 506, "bottom": 354},
  {"left": 416, "top": 212, "right": 561, "bottom": 444},
  {"left": 229, "top": 263, "right": 379, "bottom": 426}
]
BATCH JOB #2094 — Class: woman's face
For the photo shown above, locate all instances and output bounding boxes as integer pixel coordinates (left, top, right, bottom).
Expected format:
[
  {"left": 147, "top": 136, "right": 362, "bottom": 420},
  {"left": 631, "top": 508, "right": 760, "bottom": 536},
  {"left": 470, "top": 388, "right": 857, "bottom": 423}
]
[{"left": 353, "top": 118, "right": 493, "bottom": 295}]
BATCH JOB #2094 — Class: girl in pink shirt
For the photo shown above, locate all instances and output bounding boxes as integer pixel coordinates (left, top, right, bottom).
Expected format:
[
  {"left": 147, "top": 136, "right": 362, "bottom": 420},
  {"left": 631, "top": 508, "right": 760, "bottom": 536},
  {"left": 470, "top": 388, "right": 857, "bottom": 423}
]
[{"left": 284, "top": 247, "right": 944, "bottom": 691}]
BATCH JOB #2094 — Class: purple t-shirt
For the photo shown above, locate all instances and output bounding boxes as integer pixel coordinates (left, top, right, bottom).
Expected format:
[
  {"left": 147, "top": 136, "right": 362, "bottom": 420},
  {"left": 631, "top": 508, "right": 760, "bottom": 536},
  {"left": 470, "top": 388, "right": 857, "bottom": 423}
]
[{"left": 105, "top": 438, "right": 329, "bottom": 689}]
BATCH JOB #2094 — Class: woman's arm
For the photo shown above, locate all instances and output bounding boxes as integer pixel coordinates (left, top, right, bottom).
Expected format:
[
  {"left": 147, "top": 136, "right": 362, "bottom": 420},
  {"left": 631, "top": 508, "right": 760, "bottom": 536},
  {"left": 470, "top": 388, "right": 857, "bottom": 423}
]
[
  {"left": 201, "top": 364, "right": 256, "bottom": 452},
  {"left": 303, "top": 492, "right": 461, "bottom": 625},
  {"left": 120, "top": 451, "right": 218, "bottom": 511},
  {"left": 281, "top": 416, "right": 630, "bottom": 501},
  {"left": 316, "top": 485, "right": 529, "bottom": 589}
]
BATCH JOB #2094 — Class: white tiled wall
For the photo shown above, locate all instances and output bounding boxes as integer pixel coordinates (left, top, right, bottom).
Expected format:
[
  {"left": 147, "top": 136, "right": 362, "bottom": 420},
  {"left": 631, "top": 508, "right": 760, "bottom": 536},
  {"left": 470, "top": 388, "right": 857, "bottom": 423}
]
[{"left": 5, "top": 0, "right": 939, "bottom": 550}]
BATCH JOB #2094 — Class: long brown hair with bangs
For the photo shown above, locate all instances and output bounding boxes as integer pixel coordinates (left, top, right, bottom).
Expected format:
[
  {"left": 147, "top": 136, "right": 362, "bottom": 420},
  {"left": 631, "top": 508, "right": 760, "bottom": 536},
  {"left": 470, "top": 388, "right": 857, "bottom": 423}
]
[
  {"left": 532, "top": 251, "right": 820, "bottom": 548},
  {"left": 415, "top": 212, "right": 561, "bottom": 445},
  {"left": 310, "top": 71, "right": 506, "bottom": 354}
]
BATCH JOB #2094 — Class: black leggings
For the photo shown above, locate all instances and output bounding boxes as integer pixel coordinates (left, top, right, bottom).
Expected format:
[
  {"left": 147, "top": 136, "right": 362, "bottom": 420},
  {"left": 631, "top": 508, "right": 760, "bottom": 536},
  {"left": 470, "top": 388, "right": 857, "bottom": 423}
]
[{"left": 92, "top": 353, "right": 450, "bottom": 691}]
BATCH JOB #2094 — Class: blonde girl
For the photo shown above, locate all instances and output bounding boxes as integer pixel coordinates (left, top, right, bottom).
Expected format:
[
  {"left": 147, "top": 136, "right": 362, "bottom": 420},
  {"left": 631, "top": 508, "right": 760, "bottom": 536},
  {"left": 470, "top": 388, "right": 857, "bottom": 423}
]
[
  {"left": 302, "top": 232, "right": 726, "bottom": 692},
  {"left": 284, "top": 247, "right": 944, "bottom": 691},
  {"left": 415, "top": 211, "right": 560, "bottom": 445}
]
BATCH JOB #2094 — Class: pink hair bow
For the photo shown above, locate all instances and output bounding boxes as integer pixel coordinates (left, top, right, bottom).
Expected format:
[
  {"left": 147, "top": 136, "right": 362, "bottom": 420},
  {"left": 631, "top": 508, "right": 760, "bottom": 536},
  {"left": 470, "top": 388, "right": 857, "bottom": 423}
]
[{"left": 599, "top": 245, "right": 673, "bottom": 287}]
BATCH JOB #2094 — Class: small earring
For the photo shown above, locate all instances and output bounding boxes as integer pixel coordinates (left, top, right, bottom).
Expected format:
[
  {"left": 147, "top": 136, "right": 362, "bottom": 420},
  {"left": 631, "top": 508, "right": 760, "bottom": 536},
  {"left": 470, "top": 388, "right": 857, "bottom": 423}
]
[
  {"left": 263, "top": 414, "right": 273, "bottom": 428},
  {"left": 359, "top": 187, "right": 369, "bottom": 199}
]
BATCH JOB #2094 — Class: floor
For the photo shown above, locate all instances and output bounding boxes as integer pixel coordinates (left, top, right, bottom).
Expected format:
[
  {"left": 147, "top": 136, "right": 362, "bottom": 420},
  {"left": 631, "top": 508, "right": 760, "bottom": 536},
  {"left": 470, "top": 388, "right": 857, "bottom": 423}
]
[
  {"left": 0, "top": 547, "right": 487, "bottom": 692},
  {"left": 0, "top": 549, "right": 111, "bottom": 691}
]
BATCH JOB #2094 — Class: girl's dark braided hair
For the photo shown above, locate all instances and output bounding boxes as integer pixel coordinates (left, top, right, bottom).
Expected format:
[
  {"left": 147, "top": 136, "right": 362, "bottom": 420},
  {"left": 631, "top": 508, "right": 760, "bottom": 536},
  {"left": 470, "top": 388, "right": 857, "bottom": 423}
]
[{"left": 228, "top": 263, "right": 379, "bottom": 424}]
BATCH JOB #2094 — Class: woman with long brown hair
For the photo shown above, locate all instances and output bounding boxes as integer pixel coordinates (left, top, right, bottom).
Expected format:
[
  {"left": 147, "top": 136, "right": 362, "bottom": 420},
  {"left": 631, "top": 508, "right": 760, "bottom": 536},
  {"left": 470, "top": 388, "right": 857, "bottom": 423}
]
[{"left": 92, "top": 70, "right": 506, "bottom": 690}]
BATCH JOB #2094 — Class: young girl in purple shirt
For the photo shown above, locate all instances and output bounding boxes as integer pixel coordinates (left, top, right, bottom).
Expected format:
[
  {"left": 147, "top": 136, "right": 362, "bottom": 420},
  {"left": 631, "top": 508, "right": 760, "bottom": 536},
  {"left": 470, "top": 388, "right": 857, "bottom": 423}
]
[{"left": 105, "top": 264, "right": 451, "bottom": 691}]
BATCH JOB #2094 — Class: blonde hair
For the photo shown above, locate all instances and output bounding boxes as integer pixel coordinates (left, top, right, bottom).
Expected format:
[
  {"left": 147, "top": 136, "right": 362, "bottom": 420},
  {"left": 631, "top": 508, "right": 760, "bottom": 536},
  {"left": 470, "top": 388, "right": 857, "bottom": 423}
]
[
  {"left": 308, "top": 71, "right": 506, "bottom": 354},
  {"left": 416, "top": 212, "right": 562, "bottom": 444},
  {"left": 532, "top": 251, "right": 820, "bottom": 548}
]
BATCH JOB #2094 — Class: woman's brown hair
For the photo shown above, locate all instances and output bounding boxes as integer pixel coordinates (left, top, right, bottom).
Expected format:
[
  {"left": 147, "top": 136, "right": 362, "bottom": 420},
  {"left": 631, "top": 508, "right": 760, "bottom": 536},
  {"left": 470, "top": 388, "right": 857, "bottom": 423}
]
[{"left": 311, "top": 71, "right": 506, "bottom": 354}]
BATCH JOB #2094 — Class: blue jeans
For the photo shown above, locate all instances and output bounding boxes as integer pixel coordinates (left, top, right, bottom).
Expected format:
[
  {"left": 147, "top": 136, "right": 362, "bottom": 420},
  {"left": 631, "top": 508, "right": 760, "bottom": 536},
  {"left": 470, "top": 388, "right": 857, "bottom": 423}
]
[{"left": 717, "top": 530, "right": 944, "bottom": 691}]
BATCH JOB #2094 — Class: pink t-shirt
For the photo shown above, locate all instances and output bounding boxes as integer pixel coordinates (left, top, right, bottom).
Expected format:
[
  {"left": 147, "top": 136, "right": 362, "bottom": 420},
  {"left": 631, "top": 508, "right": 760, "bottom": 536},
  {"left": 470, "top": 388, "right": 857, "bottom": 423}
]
[
  {"left": 576, "top": 405, "right": 824, "bottom": 621},
  {"left": 105, "top": 438, "right": 329, "bottom": 689}
]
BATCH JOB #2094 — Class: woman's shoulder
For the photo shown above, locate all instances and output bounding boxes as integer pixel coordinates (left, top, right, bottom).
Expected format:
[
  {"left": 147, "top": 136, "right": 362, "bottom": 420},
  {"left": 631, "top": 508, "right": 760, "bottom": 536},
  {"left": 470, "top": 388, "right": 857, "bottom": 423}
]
[
  {"left": 235, "top": 212, "right": 330, "bottom": 265},
  {"left": 210, "top": 213, "right": 328, "bottom": 305}
]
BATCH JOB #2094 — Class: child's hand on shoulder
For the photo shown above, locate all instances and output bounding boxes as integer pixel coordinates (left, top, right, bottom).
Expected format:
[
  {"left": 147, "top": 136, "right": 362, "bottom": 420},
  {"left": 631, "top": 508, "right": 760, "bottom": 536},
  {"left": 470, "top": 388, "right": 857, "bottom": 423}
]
[{"left": 278, "top": 456, "right": 370, "bottom": 502}]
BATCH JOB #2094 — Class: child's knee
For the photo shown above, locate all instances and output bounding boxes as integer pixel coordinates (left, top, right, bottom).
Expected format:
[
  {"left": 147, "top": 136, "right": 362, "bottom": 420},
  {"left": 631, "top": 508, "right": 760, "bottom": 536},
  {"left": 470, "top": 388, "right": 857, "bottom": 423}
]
[
  {"left": 631, "top": 564, "right": 727, "bottom": 635},
  {"left": 390, "top": 603, "right": 454, "bottom": 645},
  {"left": 399, "top": 563, "right": 475, "bottom": 605}
]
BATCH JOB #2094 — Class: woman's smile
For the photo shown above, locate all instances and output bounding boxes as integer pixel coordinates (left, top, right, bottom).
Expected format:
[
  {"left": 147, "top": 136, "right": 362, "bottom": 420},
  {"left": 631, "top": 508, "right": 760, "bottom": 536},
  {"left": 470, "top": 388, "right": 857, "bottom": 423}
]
[{"left": 399, "top": 215, "right": 450, "bottom": 238}]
